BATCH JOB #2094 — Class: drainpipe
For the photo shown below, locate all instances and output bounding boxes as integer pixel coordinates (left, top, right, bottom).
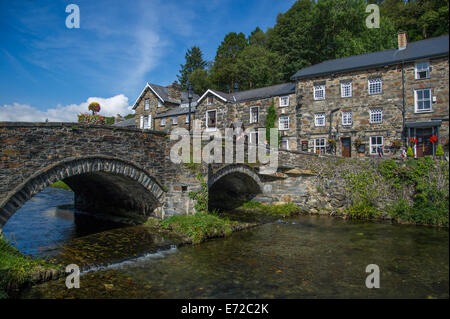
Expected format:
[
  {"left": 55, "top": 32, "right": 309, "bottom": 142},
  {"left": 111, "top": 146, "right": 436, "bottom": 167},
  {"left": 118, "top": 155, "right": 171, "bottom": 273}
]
[
  {"left": 401, "top": 59, "right": 406, "bottom": 146},
  {"left": 329, "top": 108, "right": 340, "bottom": 154}
]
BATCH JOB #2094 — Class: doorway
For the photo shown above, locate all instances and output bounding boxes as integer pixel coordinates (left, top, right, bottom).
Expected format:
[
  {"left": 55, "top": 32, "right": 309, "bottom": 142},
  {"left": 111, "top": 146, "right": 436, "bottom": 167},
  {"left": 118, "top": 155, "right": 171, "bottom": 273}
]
[{"left": 341, "top": 137, "right": 351, "bottom": 157}]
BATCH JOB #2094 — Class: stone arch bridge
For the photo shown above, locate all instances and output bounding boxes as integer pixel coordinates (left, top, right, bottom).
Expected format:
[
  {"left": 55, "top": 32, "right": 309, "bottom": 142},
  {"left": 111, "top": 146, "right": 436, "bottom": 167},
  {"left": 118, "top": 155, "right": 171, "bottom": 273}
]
[{"left": 0, "top": 122, "right": 344, "bottom": 231}]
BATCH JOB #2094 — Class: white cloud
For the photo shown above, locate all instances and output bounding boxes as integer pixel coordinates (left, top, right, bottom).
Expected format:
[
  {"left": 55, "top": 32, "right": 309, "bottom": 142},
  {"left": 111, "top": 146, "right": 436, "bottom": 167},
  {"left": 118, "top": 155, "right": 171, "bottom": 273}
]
[{"left": 0, "top": 95, "right": 132, "bottom": 122}]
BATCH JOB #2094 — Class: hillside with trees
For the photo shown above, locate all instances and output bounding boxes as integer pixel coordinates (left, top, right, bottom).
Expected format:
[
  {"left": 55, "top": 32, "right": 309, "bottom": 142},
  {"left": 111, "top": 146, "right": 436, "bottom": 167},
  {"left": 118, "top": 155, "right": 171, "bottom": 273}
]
[{"left": 179, "top": 0, "right": 449, "bottom": 95}]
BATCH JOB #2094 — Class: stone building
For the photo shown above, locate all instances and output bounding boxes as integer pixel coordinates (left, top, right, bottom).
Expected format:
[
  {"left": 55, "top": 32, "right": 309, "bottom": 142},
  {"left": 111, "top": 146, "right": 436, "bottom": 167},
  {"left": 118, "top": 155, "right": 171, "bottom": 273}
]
[
  {"left": 132, "top": 82, "right": 199, "bottom": 131},
  {"left": 291, "top": 33, "right": 449, "bottom": 157},
  {"left": 195, "top": 83, "right": 297, "bottom": 150}
]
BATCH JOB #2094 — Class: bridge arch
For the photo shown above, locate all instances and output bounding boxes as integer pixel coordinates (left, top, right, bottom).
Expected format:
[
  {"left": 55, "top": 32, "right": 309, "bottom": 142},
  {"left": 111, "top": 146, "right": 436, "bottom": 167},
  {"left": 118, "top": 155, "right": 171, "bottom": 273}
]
[
  {"left": 208, "top": 164, "right": 263, "bottom": 211},
  {"left": 0, "top": 156, "right": 166, "bottom": 230}
]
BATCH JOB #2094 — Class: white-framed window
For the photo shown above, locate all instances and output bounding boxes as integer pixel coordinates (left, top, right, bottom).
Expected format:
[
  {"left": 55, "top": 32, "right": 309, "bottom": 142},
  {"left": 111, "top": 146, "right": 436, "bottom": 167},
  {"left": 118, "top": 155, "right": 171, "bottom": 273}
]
[
  {"left": 279, "top": 96, "right": 289, "bottom": 107},
  {"left": 415, "top": 61, "right": 430, "bottom": 79},
  {"left": 369, "top": 136, "right": 383, "bottom": 154},
  {"left": 206, "top": 109, "right": 217, "bottom": 129},
  {"left": 370, "top": 109, "right": 383, "bottom": 123},
  {"left": 185, "top": 114, "right": 190, "bottom": 123},
  {"left": 143, "top": 116, "right": 150, "bottom": 129},
  {"left": 172, "top": 116, "right": 178, "bottom": 125},
  {"left": 415, "top": 88, "right": 432, "bottom": 113},
  {"left": 281, "top": 139, "right": 289, "bottom": 150},
  {"left": 157, "top": 100, "right": 162, "bottom": 108},
  {"left": 139, "top": 115, "right": 144, "bottom": 129},
  {"left": 250, "top": 106, "right": 259, "bottom": 124},
  {"left": 342, "top": 111, "right": 352, "bottom": 126},
  {"left": 314, "top": 138, "right": 326, "bottom": 154},
  {"left": 279, "top": 115, "right": 289, "bottom": 130},
  {"left": 206, "top": 95, "right": 214, "bottom": 105},
  {"left": 314, "top": 113, "right": 326, "bottom": 127},
  {"left": 341, "top": 82, "right": 352, "bottom": 98},
  {"left": 145, "top": 99, "right": 150, "bottom": 110},
  {"left": 368, "top": 77, "right": 382, "bottom": 95},
  {"left": 161, "top": 118, "right": 166, "bottom": 126},
  {"left": 314, "top": 85, "right": 325, "bottom": 100}
]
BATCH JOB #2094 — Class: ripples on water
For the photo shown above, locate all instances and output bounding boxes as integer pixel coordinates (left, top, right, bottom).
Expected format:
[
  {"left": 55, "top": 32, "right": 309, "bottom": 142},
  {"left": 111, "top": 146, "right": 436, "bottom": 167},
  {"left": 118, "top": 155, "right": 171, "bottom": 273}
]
[{"left": 3, "top": 188, "right": 449, "bottom": 299}]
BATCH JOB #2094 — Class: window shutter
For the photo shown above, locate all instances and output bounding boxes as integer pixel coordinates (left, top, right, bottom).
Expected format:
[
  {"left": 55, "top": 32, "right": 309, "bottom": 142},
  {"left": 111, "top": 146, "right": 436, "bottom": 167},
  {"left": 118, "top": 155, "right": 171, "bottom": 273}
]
[{"left": 140, "top": 115, "right": 144, "bottom": 129}]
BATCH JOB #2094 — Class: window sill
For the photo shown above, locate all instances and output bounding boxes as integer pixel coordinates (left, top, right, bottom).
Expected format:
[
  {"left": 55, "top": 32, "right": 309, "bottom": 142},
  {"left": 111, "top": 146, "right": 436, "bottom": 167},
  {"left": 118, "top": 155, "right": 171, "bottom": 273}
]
[
  {"left": 414, "top": 110, "right": 433, "bottom": 114},
  {"left": 205, "top": 127, "right": 217, "bottom": 132},
  {"left": 368, "top": 92, "right": 383, "bottom": 96}
]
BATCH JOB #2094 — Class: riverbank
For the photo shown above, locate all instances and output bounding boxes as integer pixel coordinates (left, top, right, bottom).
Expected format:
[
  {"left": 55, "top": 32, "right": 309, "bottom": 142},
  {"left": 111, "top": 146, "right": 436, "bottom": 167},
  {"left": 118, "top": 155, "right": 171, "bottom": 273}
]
[
  {"left": 0, "top": 235, "right": 63, "bottom": 299},
  {"left": 50, "top": 181, "right": 72, "bottom": 191}
]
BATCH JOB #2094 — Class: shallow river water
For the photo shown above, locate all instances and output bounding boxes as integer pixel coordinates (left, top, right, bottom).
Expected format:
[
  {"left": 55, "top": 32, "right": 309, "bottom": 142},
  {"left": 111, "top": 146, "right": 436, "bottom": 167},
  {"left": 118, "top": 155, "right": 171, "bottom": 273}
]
[{"left": 3, "top": 188, "right": 449, "bottom": 299}]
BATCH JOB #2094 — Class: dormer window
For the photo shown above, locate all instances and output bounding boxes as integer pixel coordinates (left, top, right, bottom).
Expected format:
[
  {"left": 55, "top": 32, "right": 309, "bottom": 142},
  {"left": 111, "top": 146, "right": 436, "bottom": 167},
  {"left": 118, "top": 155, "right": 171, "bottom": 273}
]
[
  {"left": 415, "top": 62, "right": 430, "bottom": 79},
  {"left": 280, "top": 96, "right": 289, "bottom": 107},
  {"left": 144, "top": 99, "right": 150, "bottom": 110}
]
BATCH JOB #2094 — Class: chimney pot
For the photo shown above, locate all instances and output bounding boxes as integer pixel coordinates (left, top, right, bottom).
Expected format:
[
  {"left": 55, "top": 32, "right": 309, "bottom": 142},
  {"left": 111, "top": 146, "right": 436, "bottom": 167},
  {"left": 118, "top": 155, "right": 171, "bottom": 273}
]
[{"left": 397, "top": 31, "right": 407, "bottom": 50}]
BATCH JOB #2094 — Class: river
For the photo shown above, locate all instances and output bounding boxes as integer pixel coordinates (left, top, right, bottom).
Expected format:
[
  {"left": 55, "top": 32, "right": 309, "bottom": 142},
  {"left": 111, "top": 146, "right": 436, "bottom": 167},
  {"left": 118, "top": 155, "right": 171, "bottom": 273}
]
[{"left": 2, "top": 188, "right": 448, "bottom": 299}]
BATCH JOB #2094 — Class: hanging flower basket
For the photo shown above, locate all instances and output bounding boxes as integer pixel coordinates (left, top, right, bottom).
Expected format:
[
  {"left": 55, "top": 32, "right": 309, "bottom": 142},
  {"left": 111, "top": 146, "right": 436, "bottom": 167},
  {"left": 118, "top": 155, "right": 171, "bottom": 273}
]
[{"left": 88, "top": 102, "right": 101, "bottom": 115}]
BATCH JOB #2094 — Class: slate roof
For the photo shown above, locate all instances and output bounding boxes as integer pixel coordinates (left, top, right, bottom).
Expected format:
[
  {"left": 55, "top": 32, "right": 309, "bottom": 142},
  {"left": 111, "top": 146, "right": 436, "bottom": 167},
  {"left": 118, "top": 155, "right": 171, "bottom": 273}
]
[
  {"left": 155, "top": 105, "right": 196, "bottom": 119},
  {"left": 202, "top": 82, "right": 296, "bottom": 103},
  {"left": 291, "top": 35, "right": 449, "bottom": 80},
  {"left": 148, "top": 83, "right": 200, "bottom": 103},
  {"left": 112, "top": 118, "right": 135, "bottom": 127}
]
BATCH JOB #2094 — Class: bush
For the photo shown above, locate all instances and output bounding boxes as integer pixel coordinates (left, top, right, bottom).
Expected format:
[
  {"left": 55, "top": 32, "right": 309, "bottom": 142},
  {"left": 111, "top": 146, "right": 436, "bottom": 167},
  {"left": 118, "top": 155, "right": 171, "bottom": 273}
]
[
  {"left": 436, "top": 144, "right": 444, "bottom": 157},
  {"left": 407, "top": 146, "right": 414, "bottom": 157}
]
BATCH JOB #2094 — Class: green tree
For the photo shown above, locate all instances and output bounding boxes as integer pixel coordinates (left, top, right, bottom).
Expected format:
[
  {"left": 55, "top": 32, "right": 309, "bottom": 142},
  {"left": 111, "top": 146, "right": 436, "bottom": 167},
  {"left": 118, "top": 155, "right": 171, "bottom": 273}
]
[
  {"left": 177, "top": 46, "right": 208, "bottom": 90},
  {"left": 236, "top": 46, "right": 283, "bottom": 90},
  {"left": 210, "top": 32, "right": 248, "bottom": 92},
  {"left": 188, "top": 68, "right": 211, "bottom": 95}
]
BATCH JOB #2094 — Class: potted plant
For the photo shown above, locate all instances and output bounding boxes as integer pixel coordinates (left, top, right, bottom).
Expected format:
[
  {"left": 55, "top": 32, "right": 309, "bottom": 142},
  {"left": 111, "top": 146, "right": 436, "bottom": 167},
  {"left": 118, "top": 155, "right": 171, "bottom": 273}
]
[
  {"left": 390, "top": 139, "right": 402, "bottom": 154},
  {"left": 354, "top": 137, "right": 365, "bottom": 153}
]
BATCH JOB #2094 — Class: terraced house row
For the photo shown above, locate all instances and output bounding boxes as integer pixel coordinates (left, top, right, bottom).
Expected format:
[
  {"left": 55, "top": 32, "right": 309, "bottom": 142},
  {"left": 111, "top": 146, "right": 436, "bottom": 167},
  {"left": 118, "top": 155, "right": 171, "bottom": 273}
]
[{"left": 115, "top": 32, "right": 449, "bottom": 158}]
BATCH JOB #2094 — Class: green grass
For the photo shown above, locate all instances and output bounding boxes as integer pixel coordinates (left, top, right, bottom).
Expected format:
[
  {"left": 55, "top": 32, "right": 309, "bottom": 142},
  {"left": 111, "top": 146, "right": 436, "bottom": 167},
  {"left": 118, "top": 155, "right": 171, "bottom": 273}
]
[
  {"left": 50, "top": 180, "right": 72, "bottom": 191},
  {"left": 148, "top": 212, "right": 239, "bottom": 244},
  {"left": 0, "top": 235, "right": 61, "bottom": 298},
  {"left": 239, "top": 201, "right": 300, "bottom": 217}
]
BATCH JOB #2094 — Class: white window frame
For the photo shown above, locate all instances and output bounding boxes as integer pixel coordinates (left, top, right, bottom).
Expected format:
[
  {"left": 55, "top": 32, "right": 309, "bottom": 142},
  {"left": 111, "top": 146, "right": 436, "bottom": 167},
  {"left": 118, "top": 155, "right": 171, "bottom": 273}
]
[
  {"left": 415, "top": 61, "right": 430, "bottom": 79},
  {"left": 341, "top": 82, "right": 352, "bottom": 98},
  {"left": 369, "top": 136, "right": 383, "bottom": 155},
  {"left": 279, "top": 115, "right": 289, "bottom": 131},
  {"left": 249, "top": 106, "right": 259, "bottom": 124},
  {"left": 148, "top": 114, "right": 152, "bottom": 129},
  {"left": 414, "top": 88, "right": 432, "bottom": 113},
  {"left": 140, "top": 115, "right": 144, "bottom": 129},
  {"left": 313, "top": 85, "right": 325, "bottom": 100},
  {"left": 281, "top": 139, "right": 289, "bottom": 150},
  {"left": 157, "top": 100, "right": 162, "bottom": 108},
  {"left": 370, "top": 109, "right": 383, "bottom": 124},
  {"left": 161, "top": 118, "right": 166, "bottom": 127},
  {"left": 342, "top": 111, "right": 352, "bottom": 126},
  {"left": 172, "top": 116, "right": 178, "bottom": 125},
  {"left": 279, "top": 96, "right": 290, "bottom": 107},
  {"left": 206, "top": 109, "right": 217, "bottom": 131},
  {"left": 206, "top": 95, "right": 214, "bottom": 105},
  {"left": 314, "top": 113, "right": 326, "bottom": 127},
  {"left": 314, "top": 138, "right": 326, "bottom": 154},
  {"left": 144, "top": 98, "right": 150, "bottom": 110},
  {"left": 185, "top": 114, "right": 190, "bottom": 123},
  {"left": 368, "top": 77, "right": 382, "bottom": 95}
]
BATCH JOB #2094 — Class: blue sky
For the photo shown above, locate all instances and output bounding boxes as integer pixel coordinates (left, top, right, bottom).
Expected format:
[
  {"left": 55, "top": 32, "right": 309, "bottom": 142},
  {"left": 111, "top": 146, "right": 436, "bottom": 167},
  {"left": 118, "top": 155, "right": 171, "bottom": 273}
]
[{"left": 0, "top": 0, "right": 295, "bottom": 121}]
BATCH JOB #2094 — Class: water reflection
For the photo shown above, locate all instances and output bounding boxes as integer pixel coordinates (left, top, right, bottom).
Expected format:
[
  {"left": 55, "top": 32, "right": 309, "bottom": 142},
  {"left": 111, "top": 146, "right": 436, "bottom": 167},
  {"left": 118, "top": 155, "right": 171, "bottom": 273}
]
[{"left": 2, "top": 188, "right": 125, "bottom": 258}]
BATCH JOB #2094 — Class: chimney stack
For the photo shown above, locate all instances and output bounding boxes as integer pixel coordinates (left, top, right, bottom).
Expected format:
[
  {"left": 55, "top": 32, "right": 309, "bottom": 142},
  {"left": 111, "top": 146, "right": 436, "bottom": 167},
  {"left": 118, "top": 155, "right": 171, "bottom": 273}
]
[
  {"left": 397, "top": 31, "right": 407, "bottom": 50},
  {"left": 167, "top": 81, "right": 181, "bottom": 104}
]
